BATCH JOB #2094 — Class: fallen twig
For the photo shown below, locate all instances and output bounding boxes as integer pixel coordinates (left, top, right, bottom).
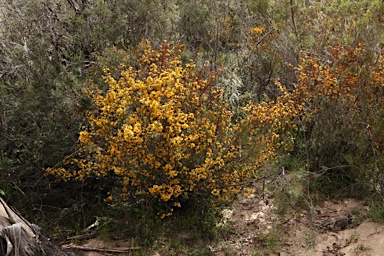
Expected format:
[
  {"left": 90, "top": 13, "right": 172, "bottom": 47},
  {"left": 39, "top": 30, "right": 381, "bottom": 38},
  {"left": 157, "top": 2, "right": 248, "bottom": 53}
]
[
  {"left": 65, "top": 231, "right": 99, "bottom": 241},
  {"left": 63, "top": 244, "right": 142, "bottom": 253}
]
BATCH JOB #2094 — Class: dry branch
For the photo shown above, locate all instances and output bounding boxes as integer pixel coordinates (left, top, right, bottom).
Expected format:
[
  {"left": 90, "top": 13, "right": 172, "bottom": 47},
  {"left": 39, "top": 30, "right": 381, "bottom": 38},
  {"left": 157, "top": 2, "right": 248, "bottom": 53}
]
[{"left": 63, "top": 244, "right": 142, "bottom": 253}]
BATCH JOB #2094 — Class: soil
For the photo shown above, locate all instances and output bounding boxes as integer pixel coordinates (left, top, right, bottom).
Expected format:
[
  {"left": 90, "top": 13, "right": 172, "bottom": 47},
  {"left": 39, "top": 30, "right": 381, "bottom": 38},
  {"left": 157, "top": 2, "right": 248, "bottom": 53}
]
[
  {"left": 210, "top": 192, "right": 381, "bottom": 256},
  {"left": 78, "top": 192, "right": 384, "bottom": 256}
]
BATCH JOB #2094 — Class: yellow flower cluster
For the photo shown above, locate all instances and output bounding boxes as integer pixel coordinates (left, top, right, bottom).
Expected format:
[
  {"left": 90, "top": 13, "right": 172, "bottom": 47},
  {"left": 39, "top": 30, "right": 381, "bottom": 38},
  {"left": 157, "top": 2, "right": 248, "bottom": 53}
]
[{"left": 250, "top": 26, "right": 264, "bottom": 35}]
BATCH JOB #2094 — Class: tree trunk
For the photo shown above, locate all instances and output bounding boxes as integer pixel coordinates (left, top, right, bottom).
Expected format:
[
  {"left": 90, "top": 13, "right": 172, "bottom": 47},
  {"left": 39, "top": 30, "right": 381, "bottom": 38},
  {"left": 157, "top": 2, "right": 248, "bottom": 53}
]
[{"left": 0, "top": 197, "right": 82, "bottom": 256}]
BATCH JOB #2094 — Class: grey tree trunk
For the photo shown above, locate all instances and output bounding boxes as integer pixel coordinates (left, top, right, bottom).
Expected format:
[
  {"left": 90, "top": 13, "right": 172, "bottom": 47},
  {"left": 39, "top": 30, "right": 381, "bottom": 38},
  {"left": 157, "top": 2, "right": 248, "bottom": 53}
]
[{"left": 0, "top": 197, "right": 82, "bottom": 256}]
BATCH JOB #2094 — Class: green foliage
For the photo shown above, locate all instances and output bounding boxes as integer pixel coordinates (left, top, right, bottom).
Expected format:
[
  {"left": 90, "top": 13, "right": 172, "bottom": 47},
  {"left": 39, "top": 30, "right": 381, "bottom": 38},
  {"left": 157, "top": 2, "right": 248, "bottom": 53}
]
[
  {"left": 310, "top": 169, "right": 363, "bottom": 199},
  {"left": 245, "top": 0, "right": 270, "bottom": 16},
  {"left": 252, "top": 230, "right": 280, "bottom": 255},
  {"left": 370, "top": 201, "right": 384, "bottom": 224},
  {"left": 106, "top": 199, "right": 163, "bottom": 246},
  {"left": 0, "top": 0, "right": 87, "bottom": 212},
  {"left": 0, "top": 0, "right": 177, "bottom": 214},
  {"left": 92, "top": 190, "right": 223, "bottom": 255}
]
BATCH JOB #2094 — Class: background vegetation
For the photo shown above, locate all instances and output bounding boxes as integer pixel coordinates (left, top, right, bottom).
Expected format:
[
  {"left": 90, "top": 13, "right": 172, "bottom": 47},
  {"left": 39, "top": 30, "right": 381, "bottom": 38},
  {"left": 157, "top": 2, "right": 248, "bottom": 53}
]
[{"left": 0, "top": 0, "right": 383, "bottom": 253}]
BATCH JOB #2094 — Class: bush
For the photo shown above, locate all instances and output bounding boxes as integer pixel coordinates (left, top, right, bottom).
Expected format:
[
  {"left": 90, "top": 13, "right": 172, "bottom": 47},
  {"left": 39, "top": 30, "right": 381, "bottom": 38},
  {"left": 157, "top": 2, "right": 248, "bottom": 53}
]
[
  {"left": 47, "top": 40, "right": 266, "bottom": 217},
  {"left": 282, "top": 42, "right": 384, "bottom": 198}
]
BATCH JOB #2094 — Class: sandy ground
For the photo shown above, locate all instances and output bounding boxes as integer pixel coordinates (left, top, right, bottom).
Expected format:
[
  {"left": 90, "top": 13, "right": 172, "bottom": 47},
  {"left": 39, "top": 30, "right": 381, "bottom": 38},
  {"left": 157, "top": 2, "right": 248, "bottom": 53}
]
[
  {"left": 77, "top": 193, "right": 384, "bottom": 256},
  {"left": 279, "top": 198, "right": 382, "bottom": 256},
  {"left": 212, "top": 194, "right": 382, "bottom": 256}
]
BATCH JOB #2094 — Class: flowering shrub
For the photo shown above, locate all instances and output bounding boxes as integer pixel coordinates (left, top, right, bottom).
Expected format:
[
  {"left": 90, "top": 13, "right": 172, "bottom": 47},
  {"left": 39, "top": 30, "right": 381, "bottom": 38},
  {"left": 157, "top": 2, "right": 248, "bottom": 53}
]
[
  {"left": 46, "top": 40, "right": 271, "bottom": 216},
  {"left": 241, "top": 41, "right": 384, "bottom": 199},
  {"left": 280, "top": 42, "right": 384, "bottom": 195}
]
